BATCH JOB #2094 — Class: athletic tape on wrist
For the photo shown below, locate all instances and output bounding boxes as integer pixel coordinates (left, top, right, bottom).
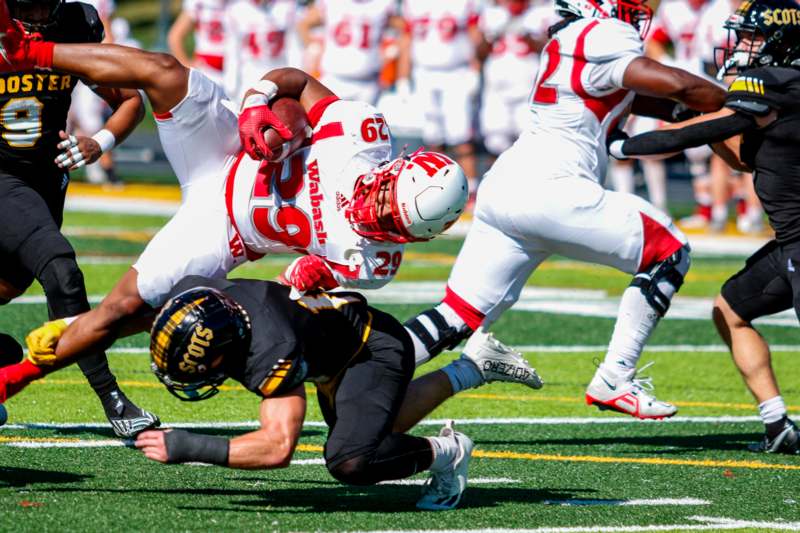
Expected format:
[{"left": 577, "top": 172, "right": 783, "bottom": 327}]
[
  {"left": 164, "top": 429, "right": 230, "bottom": 466},
  {"left": 91, "top": 129, "right": 116, "bottom": 153},
  {"left": 253, "top": 79, "right": 279, "bottom": 101},
  {"left": 241, "top": 93, "right": 270, "bottom": 111}
]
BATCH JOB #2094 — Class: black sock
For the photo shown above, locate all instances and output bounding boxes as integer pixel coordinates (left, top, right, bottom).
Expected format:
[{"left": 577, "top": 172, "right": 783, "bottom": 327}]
[
  {"left": 76, "top": 352, "right": 119, "bottom": 400},
  {"left": 766, "top": 416, "right": 789, "bottom": 439}
]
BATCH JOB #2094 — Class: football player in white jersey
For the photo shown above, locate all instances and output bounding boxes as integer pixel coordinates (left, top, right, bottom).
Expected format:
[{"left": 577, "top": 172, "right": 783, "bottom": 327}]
[
  {"left": 397, "top": 0, "right": 483, "bottom": 195},
  {"left": 297, "top": 0, "right": 404, "bottom": 105},
  {"left": 403, "top": 0, "right": 728, "bottom": 420},
  {"left": 478, "top": 0, "right": 556, "bottom": 159},
  {"left": 0, "top": 37, "right": 472, "bottom": 386},
  {"left": 223, "top": 0, "right": 294, "bottom": 104},
  {"left": 168, "top": 0, "right": 226, "bottom": 85}
]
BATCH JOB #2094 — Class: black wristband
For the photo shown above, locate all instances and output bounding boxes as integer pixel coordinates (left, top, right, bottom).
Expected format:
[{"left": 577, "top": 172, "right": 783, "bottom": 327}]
[{"left": 164, "top": 429, "right": 230, "bottom": 466}]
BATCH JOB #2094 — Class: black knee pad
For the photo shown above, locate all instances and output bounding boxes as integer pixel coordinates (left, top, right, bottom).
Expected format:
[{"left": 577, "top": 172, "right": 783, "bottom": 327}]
[
  {"left": 38, "top": 255, "right": 90, "bottom": 318},
  {"left": 327, "top": 455, "right": 377, "bottom": 486},
  {"left": 632, "top": 245, "right": 690, "bottom": 317}
]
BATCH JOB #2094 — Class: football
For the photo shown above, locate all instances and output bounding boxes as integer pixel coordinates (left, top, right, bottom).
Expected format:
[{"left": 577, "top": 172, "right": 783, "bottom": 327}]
[{"left": 264, "top": 97, "right": 310, "bottom": 162}]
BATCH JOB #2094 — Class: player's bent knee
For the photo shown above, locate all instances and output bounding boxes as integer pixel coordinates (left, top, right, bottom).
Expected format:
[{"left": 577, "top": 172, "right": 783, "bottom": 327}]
[
  {"left": 327, "top": 455, "right": 378, "bottom": 486},
  {"left": 39, "top": 256, "right": 89, "bottom": 313},
  {"left": 631, "top": 245, "right": 690, "bottom": 317}
]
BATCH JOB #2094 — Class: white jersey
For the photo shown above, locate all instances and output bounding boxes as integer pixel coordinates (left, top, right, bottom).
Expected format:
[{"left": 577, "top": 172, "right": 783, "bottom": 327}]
[
  {"left": 318, "top": 0, "right": 396, "bottom": 79},
  {"left": 527, "top": 17, "right": 641, "bottom": 183},
  {"left": 481, "top": 4, "right": 554, "bottom": 95},
  {"left": 402, "top": 0, "right": 481, "bottom": 69},
  {"left": 696, "top": 0, "right": 733, "bottom": 73},
  {"left": 184, "top": 0, "right": 226, "bottom": 71},
  {"left": 649, "top": 0, "right": 707, "bottom": 74},
  {"left": 223, "top": 0, "right": 294, "bottom": 104},
  {"left": 228, "top": 99, "right": 405, "bottom": 289}
]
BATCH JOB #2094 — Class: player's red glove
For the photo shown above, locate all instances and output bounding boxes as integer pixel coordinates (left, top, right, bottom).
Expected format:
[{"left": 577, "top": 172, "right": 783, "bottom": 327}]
[
  {"left": 238, "top": 95, "right": 293, "bottom": 160},
  {"left": 0, "top": 16, "right": 54, "bottom": 71},
  {"left": 280, "top": 255, "right": 339, "bottom": 294}
]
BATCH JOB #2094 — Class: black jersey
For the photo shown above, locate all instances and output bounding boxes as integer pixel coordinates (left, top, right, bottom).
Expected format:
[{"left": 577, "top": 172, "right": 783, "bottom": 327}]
[
  {"left": 0, "top": 2, "right": 104, "bottom": 177},
  {"left": 725, "top": 67, "right": 800, "bottom": 243},
  {"left": 168, "top": 276, "right": 374, "bottom": 398}
]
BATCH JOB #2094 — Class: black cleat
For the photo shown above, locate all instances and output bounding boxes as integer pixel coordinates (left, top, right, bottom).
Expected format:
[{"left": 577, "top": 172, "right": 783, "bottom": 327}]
[
  {"left": 0, "top": 333, "right": 23, "bottom": 367},
  {"left": 748, "top": 419, "right": 800, "bottom": 455},
  {"left": 102, "top": 389, "right": 160, "bottom": 438}
]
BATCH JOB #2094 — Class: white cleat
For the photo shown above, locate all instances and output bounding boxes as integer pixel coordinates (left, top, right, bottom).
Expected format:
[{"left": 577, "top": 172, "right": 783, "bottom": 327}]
[
  {"left": 585, "top": 362, "right": 677, "bottom": 420},
  {"left": 461, "top": 330, "right": 543, "bottom": 389},
  {"left": 417, "top": 421, "right": 474, "bottom": 511}
]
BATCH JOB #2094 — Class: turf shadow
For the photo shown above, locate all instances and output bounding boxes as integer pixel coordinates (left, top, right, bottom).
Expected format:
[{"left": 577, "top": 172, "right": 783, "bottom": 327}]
[
  {"left": 230, "top": 485, "right": 595, "bottom": 513},
  {"left": 0, "top": 466, "right": 92, "bottom": 487},
  {"left": 478, "top": 432, "right": 762, "bottom": 454}
]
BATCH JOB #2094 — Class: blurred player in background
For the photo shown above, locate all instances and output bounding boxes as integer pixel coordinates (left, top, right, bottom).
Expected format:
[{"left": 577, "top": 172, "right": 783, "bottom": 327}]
[
  {"left": 67, "top": 0, "right": 119, "bottom": 185},
  {"left": 477, "top": 0, "right": 555, "bottom": 162},
  {"left": 403, "top": 0, "right": 728, "bottom": 420},
  {"left": 168, "top": 0, "right": 226, "bottom": 85},
  {"left": 397, "top": 0, "right": 483, "bottom": 197},
  {"left": 297, "top": 0, "right": 403, "bottom": 106},
  {"left": 223, "top": 0, "right": 294, "bottom": 104},
  {"left": 0, "top": 0, "right": 156, "bottom": 436}
]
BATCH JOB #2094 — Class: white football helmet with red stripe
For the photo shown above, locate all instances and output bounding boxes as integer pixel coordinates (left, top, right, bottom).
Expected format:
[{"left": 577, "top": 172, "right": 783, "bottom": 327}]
[
  {"left": 346, "top": 150, "right": 468, "bottom": 243},
  {"left": 555, "top": 0, "right": 652, "bottom": 37}
]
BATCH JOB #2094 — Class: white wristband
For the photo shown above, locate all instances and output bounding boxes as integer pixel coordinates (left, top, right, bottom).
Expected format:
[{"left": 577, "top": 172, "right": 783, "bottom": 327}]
[
  {"left": 91, "top": 129, "right": 115, "bottom": 153},
  {"left": 241, "top": 93, "right": 270, "bottom": 111},
  {"left": 609, "top": 139, "right": 627, "bottom": 160},
  {"left": 253, "top": 79, "right": 278, "bottom": 101}
]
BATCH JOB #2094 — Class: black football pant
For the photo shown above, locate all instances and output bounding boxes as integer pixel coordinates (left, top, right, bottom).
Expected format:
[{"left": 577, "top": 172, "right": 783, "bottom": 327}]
[
  {"left": 0, "top": 173, "right": 118, "bottom": 397},
  {"left": 318, "top": 308, "right": 434, "bottom": 485},
  {"left": 721, "top": 239, "right": 800, "bottom": 322}
]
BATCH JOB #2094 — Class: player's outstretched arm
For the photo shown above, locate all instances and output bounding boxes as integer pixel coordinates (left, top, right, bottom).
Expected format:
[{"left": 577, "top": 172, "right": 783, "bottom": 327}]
[
  {"left": 623, "top": 57, "right": 726, "bottom": 113},
  {"left": 48, "top": 44, "right": 189, "bottom": 114},
  {"left": 135, "top": 386, "right": 307, "bottom": 469},
  {"left": 608, "top": 107, "right": 771, "bottom": 168}
]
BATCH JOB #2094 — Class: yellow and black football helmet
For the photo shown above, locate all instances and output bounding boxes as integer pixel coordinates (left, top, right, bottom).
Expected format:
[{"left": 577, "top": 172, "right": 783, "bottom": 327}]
[{"left": 150, "top": 286, "right": 251, "bottom": 401}]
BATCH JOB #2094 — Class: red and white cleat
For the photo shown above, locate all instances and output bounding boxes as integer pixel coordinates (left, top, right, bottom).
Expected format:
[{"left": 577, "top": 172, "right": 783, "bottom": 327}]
[{"left": 585, "top": 362, "right": 677, "bottom": 420}]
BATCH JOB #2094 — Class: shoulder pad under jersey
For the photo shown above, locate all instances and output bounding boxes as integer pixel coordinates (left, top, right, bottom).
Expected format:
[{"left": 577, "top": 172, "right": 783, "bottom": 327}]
[
  {"left": 580, "top": 18, "right": 643, "bottom": 62},
  {"left": 725, "top": 67, "right": 800, "bottom": 115}
]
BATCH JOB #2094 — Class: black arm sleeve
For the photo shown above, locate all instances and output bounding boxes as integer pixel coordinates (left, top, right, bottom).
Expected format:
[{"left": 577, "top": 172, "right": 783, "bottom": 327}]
[
  {"left": 631, "top": 95, "right": 700, "bottom": 123},
  {"left": 621, "top": 112, "right": 756, "bottom": 156},
  {"left": 164, "top": 430, "right": 230, "bottom": 466}
]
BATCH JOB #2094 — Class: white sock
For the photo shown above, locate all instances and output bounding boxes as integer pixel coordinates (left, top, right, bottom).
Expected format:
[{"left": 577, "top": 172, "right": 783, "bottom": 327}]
[
  {"left": 427, "top": 434, "right": 458, "bottom": 471},
  {"left": 604, "top": 286, "right": 664, "bottom": 372},
  {"left": 759, "top": 396, "right": 787, "bottom": 425},
  {"left": 408, "top": 304, "right": 468, "bottom": 367},
  {"left": 441, "top": 356, "right": 484, "bottom": 393}
]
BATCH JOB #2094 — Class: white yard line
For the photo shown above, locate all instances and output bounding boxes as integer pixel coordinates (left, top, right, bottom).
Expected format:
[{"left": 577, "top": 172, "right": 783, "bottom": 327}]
[
  {"left": 352, "top": 516, "right": 800, "bottom": 533},
  {"left": 542, "top": 498, "right": 710, "bottom": 506},
  {"left": 14, "top": 345, "right": 800, "bottom": 356},
  {"left": 8, "top": 282, "right": 798, "bottom": 326},
  {"left": 1, "top": 415, "right": 784, "bottom": 433}
]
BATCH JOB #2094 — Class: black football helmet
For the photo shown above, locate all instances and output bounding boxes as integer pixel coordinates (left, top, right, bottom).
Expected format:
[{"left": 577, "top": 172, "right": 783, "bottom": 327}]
[
  {"left": 716, "top": 0, "right": 800, "bottom": 77},
  {"left": 7, "top": 0, "right": 63, "bottom": 32},
  {"left": 150, "top": 286, "right": 251, "bottom": 402}
]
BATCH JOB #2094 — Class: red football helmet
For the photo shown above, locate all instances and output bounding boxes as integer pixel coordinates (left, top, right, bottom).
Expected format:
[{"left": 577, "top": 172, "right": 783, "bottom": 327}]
[{"left": 346, "top": 149, "right": 468, "bottom": 243}]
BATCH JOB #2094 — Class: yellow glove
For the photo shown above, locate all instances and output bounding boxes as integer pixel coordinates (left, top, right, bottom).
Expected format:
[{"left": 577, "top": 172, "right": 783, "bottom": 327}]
[{"left": 25, "top": 319, "right": 68, "bottom": 366}]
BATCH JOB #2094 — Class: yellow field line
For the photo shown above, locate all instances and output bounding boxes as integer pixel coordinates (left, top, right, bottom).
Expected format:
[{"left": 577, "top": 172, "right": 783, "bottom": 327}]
[
  {"left": 473, "top": 449, "right": 800, "bottom": 471},
  {"left": 31, "top": 379, "right": 799, "bottom": 412},
  {"left": 68, "top": 182, "right": 181, "bottom": 202}
]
